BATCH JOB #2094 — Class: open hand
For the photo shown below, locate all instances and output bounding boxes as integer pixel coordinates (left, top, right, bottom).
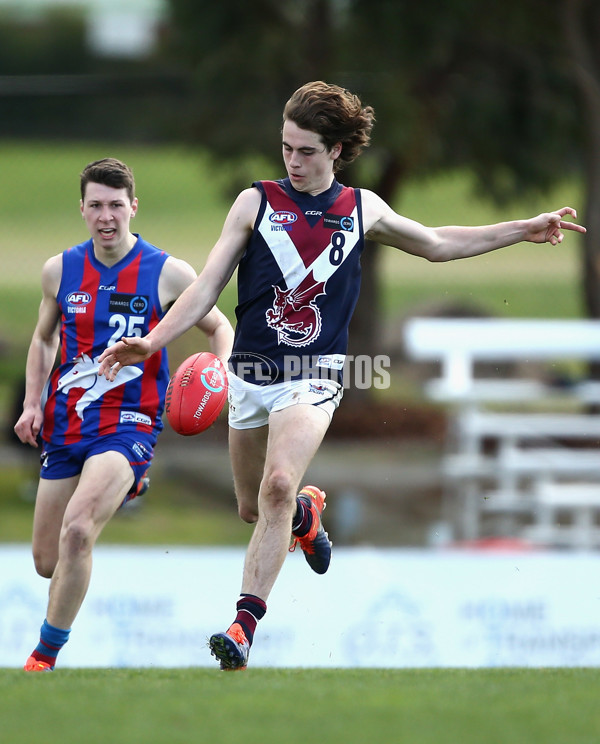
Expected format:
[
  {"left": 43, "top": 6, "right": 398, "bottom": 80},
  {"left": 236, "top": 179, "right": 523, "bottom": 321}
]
[{"left": 97, "top": 336, "right": 152, "bottom": 381}]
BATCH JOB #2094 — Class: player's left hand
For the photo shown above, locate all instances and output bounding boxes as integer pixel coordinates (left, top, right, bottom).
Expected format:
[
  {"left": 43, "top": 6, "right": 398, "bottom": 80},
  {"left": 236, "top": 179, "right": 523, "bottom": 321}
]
[{"left": 526, "top": 207, "right": 586, "bottom": 245}]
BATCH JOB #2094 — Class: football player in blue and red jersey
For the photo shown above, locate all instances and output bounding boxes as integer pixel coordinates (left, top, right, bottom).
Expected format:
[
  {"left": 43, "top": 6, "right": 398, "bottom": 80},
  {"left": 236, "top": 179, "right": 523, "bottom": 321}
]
[
  {"left": 15, "top": 158, "right": 233, "bottom": 671},
  {"left": 99, "top": 83, "right": 585, "bottom": 670}
]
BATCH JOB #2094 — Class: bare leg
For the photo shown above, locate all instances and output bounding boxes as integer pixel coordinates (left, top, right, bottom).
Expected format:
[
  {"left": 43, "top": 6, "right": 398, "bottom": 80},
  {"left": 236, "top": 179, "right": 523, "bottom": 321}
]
[
  {"left": 32, "top": 475, "right": 80, "bottom": 579},
  {"left": 235, "top": 404, "right": 331, "bottom": 601},
  {"left": 211, "top": 406, "right": 330, "bottom": 669},
  {"left": 228, "top": 424, "right": 268, "bottom": 523},
  {"left": 45, "top": 451, "right": 133, "bottom": 629}
]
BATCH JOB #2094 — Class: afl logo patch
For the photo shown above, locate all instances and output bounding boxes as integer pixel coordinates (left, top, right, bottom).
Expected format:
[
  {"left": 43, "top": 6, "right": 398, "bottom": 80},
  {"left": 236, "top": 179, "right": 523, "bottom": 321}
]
[
  {"left": 269, "top": 210, "right": 298, "bottom": 225},
  {"left": 67, "top": 291, "right": 92, "bottom": 305}
]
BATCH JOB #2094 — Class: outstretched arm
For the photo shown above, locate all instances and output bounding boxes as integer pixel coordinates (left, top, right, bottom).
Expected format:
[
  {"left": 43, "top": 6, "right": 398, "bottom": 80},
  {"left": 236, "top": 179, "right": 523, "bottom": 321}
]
[
  {"left": 157, "top": 255, "right": 234, "bottom": 363},
  {"left": 362, "top": 190, "right": 586, "bottom": 261},
  {"left": 194, "top": 306, "right": 234, "bottom": 364},
  {"left": 98, "top": 187, "right": 259, "bottom": 380}
]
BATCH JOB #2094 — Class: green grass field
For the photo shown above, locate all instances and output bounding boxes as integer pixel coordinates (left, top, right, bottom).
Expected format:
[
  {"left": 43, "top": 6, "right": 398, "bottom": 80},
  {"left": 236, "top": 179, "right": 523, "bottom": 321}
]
[{"left": 1, "top": 667, "right": 598, "bottom": 744}]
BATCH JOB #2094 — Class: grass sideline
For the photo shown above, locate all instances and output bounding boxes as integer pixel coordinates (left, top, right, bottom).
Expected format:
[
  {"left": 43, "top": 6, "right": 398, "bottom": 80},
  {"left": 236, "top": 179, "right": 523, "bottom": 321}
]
[{"left": 1, "top": 667, "right": 598, "bottom": 744}]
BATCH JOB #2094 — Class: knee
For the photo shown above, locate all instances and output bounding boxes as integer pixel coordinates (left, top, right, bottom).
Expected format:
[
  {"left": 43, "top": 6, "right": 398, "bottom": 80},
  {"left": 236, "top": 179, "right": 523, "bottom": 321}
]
[
  {"left": 235, "top": 470, "right": 297, "bottom": 523},
  {"left": 32, "top": 551, "right": 55, "bottom": 579},
  {"left": 234, "top": 486, "right": 259, "bottom": 523},
  {"left": 238, "top": 503, "right": 258, "bottom": 524},
  {"left": 60, "top": 518, "right": 95, "bottom": 559},
  {"left": 262, "top": 469, "right": 296, "bottom": 511}
]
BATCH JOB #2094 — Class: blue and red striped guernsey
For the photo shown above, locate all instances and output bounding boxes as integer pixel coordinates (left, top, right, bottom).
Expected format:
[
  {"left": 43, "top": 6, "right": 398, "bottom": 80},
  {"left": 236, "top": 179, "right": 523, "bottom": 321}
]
[{"left": 42, "top": 235, "right": 170, "bottom": 445}]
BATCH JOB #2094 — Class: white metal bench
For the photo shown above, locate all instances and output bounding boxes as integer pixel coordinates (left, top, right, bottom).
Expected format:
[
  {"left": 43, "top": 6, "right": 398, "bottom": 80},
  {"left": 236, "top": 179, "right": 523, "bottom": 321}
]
[
  {"left": 523, "top": 482, "right": 600, "bottom": 550},
  {"left": 403, "top": 318, "right": 600, "bottom": 547},
  {"left": 404, "top": 317, "right": 600, "bottom": 401}
]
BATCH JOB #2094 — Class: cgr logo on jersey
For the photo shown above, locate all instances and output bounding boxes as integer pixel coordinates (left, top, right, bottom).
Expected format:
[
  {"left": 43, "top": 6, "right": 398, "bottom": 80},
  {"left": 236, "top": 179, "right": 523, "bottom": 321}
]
[
  {"left": 269, "top": 210, "right": 297, "bottom": 232},
  {"left": 109, "top": 293, "right": 149, "bottom": 314},
  {"left": 120, "top": 412, "right": 153, "bottom": 427}
]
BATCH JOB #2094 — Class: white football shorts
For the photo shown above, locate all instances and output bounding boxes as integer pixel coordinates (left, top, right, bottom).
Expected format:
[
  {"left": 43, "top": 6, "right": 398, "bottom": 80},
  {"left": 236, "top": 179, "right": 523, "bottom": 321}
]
[{"left": 227, "top": 371, "right": 343, "bottom": 429}]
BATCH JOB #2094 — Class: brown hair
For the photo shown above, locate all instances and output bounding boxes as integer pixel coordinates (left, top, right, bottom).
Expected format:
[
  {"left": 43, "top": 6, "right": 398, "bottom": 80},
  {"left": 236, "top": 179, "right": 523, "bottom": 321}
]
[
  {"left": 283, "top": 81, "right": 375, "bottom": 172},
  {"left": 80, "top": 158, "right": 136, "bottom": 202}
]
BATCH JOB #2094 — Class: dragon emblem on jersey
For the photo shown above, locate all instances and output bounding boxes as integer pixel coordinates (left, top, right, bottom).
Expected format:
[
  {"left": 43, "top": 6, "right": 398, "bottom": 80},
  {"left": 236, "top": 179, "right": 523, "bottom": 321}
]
[
  {"left": 265, "top": 271, "right": 325, "bottom": 347},
  {"left": 57, "top": 353, "right": 142, "bottom": 419}
]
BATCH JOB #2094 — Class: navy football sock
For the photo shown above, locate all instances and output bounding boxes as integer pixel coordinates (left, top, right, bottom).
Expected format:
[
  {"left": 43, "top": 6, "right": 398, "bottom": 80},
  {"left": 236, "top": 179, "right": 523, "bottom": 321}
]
[{"left": 291, "top": 495, "right": 313, "bottom": 537}]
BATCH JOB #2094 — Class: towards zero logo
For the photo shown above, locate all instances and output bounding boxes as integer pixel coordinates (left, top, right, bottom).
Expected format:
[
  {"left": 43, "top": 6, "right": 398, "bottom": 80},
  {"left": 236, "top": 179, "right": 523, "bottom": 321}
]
[{"left": 201, "top": 366, "right": 226, "bottom": 393}]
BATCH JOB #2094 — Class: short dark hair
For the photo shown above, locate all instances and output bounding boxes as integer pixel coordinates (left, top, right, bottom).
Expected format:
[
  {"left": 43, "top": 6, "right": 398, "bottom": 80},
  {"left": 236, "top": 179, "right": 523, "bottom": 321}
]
[
  {"left": 80, "top": 158, "right": 136, "bottom": 202},
  {"left": 283, "top": 81, "right": 375, "bottom": 172}
]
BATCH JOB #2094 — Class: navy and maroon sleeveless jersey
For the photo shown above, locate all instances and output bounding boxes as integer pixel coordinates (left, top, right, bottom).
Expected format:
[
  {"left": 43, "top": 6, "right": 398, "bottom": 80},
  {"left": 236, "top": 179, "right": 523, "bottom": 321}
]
[
  {"left": 229, "top": 178, "right": 365, "bottom": 384},
  {"left": 42, "top": 235, "right": 170, "bottom": 445}
]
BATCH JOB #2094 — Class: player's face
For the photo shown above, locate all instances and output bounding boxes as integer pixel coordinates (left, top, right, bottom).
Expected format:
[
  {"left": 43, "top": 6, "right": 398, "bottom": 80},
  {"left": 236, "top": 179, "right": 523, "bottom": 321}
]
[
  {"left": 80, "top": 182, "right": 138, "bottom": 256},
  {"left": 282, "top": 119, "right": 341, "bottom": 195}
]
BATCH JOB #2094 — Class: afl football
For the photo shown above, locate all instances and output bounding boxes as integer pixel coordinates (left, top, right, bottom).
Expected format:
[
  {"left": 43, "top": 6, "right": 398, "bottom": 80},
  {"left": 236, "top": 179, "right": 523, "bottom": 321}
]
[{"left": 165, "top": 352, "right": 228, "bottom": 435}]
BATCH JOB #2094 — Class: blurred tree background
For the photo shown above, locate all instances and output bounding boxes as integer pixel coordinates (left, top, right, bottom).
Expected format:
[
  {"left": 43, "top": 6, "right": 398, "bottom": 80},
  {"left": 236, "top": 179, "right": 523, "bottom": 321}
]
[
  {"left": 4, "top": 0, "right": 594, "bottom": 354},
  {"left": 161, "top": 0, "right": 595, "bottom": 359},
  {"left": 1, "top": 0, "right": 596, "bottom": 338},
  {"left": 0, "top": 0, "right": 596, "bottom": 543},
  {"left": 1, "top": 0, "right": 597, "bottom": 391}
]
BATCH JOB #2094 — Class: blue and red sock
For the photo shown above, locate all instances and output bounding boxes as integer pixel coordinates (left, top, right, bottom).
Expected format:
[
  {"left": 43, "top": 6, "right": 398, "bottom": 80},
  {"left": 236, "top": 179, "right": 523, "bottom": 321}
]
[{"left": 30, "top": 619, "right": 71, "bottom": 669}]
